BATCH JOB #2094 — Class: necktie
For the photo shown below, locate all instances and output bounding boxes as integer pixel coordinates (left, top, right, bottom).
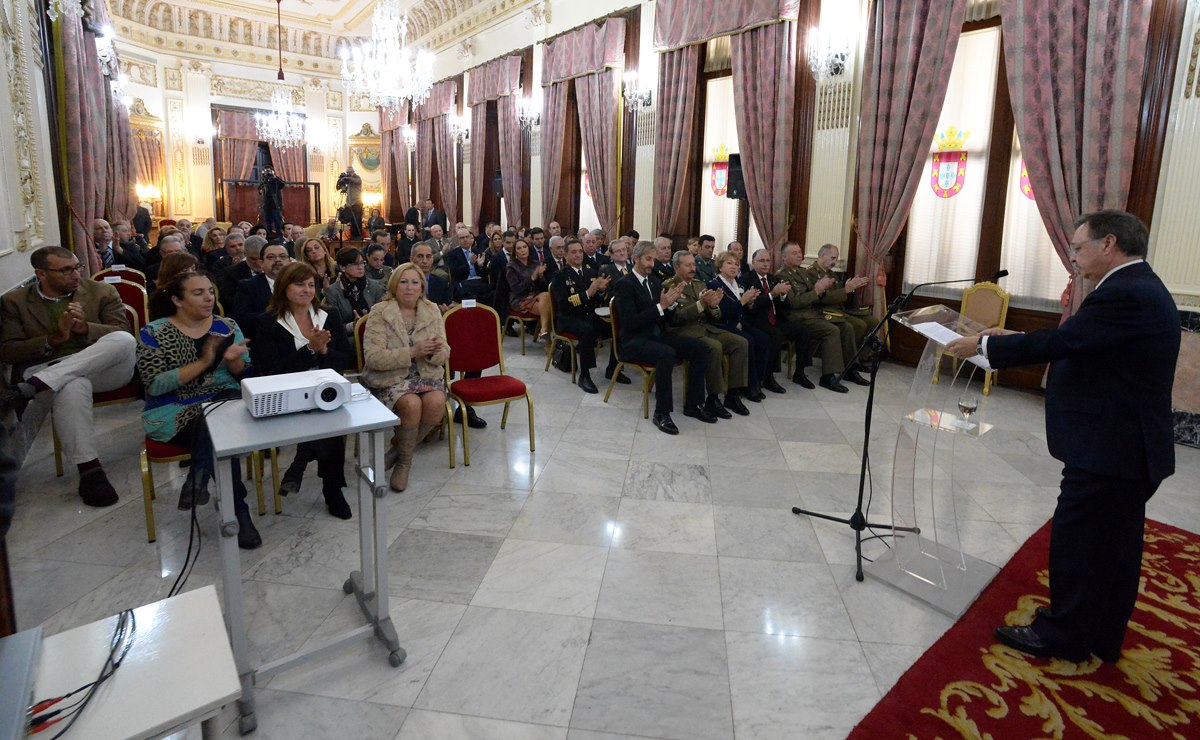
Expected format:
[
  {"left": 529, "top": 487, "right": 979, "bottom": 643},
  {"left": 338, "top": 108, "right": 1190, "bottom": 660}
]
[
  {"left": 102, "top": 245, "right": 113, "bottom": 268},
  {"left": 762, "top": 275, "right": 775, "bottom": 325},
  {"left": 466, "top": 249, "right": 477, "bottom": 278}
]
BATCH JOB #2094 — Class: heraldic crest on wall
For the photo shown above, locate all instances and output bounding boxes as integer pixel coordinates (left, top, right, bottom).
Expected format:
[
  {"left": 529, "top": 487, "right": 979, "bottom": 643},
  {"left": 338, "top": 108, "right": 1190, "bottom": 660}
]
[
  {"left": 931, "top": 126, "right": 970, "bottom": 199},
  {"left": 711, "top": 144, "right": 730, "bottom": 197}
]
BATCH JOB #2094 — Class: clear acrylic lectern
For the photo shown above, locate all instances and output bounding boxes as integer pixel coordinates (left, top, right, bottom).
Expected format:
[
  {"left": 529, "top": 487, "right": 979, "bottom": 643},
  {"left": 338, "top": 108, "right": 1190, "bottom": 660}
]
[{"left": 865, "top": 304, "right": 1002, "bottom": 617}]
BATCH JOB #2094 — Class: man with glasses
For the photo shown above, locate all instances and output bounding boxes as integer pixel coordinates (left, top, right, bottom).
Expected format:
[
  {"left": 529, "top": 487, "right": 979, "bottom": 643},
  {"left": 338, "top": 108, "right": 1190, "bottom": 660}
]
[
  {"left": 0, "top": 246, "right": 136, "bottom": 507},
  {"left": 233, "top": 243, "right": 290, "bottom": 340},
  {"left": 948, "top": 209, "right": 1181, "bottom": 665}
]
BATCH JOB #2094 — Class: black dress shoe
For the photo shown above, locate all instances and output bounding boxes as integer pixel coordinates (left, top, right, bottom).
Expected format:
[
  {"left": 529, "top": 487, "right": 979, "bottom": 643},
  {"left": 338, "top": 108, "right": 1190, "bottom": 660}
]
[
  {"left": 704, "top": 397, "right": 732, "bottom": 419},
  {"left": 577, "top": 373, "right": 599, "bottom": 394},
  {"left": 652, "top": 413, "right": 679, "bottom": 435},
  {"left": 323, "top": 487, "right": 353, "bottom": 520},
  {"left": 819, "top": 374, "right": 849, "bottom": 393},
  {"left": 994, "top": 625, "right": 1086, "bottom": 662},
  {"left": 454, "top": 408, "right": 488, "bottom": 429},
  {"left": 236, "top": 509, "right": 262, "bottom": 550},
  {"left": 791, "top": 371, "right": 815, "bottom": 389},
  {"left": 724, "top": 394, "right": 750, "bottom": 416},
  {"left": 763, "top": 377, "right": 786, "bottom": 394},
  {"left": 744, "top": 389, "right": 765, "bottom": 403},
  {"left": 683, "top": 405, "right": 718, "bottom": 424},
  {"left": 279, "top": 461, "right": 305, "bottom": 496},
  {"left": 842, "top": 369, "right": 870, "bottom": 386},
  {"left": 605, "top": 369, "right": 632, "bottom": 384}
]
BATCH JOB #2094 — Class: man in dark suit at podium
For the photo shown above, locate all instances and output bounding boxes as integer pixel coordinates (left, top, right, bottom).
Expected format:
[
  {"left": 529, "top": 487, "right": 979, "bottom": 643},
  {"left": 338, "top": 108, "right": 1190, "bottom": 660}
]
[{"left": 948, "top": 209, "right": 1181, "bottom": 664}]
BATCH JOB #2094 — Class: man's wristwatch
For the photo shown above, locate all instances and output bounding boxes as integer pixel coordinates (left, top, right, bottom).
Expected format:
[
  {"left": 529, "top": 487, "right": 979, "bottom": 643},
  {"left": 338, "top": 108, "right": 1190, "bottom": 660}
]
[{"left": 975, "top": 336, "right": 985, "bottom": 356}]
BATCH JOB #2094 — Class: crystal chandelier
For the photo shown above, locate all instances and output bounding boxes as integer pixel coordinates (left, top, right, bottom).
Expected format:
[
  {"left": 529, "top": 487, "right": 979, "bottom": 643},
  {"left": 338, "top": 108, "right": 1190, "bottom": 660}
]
[
  {"left": 255, "top": 87, "right": 306, "bottom": 150},
  {"left": 339, "top": 0, "right": 435, "bottom": 109}
]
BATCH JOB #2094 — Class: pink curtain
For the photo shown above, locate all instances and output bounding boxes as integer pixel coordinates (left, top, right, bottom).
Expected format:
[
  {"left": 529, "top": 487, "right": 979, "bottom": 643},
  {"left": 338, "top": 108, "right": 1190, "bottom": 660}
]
[
  {"left": 655, "top": 0, "right": 799, "bottom": 50},
  {"left": 217, "top": 109, "right": 258, "bottom": 139},
  {"left": 221, "top": 139, "right": 259, "bottom": 181},
  {"left": 432, "top": 115, "right": 459, "bottom": 226},
  {"left": 469, "top": 104, "right": 487, "bottom": 227},
  {"left": 380, "top": 103, "right": 412, "bottom": 221},
  {"left": 416, "top": 118, "right": 434, "bottom": 204},
  {"left": 575, "top": 70, "right": 620, "bottom": 237},
  {"left": 496, "top": 95, "right": 524, "bottom": 228},
  {"left": 853, "top": 0, "right": 967, "bottom": 313},
  {"left": 105, "top": 81, "right": 137, "bottom": 221},
  {"left": 1000, "top": 0, "right": 1152, "bottom": 320},
  {"left": 654, "top": 46, "right": 702, "bottom": 236},
  {"left": 56, "top": 6, "right": 108, "bottom": 274},
  {"left": 267, "top": 143, "right": 306, "bottom": 183},
  {"left": 132, "top": 131, "right": 164, "bottom": 191},
  {"left": 731, "top": 22, "right": 797, "bottom": 259},
  {"left": 539, "top": 81, "right": 569, "bottom": 227}
]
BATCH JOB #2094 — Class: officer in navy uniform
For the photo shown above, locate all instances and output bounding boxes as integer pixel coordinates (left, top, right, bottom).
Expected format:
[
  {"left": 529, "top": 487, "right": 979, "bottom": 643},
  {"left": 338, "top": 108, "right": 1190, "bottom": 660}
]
[{"left": 550, "top": 240, "right": 612, "bottom": 394}]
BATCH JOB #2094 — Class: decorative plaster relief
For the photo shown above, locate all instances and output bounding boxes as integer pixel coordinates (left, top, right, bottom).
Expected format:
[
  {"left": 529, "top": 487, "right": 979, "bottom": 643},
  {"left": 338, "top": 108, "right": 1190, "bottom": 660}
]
[
  {"left": 210, "top": 75, "right": 303, "bottom": 106},
  {"left": 326, "top": 90, "right": 343, "bottom": 110},
  {"left": 164, "top": 66, "right": 182, "bottom": 90},
  {"left": 2, "top": 0, "right": 45, "bottom": 250},
  {"left": 166, "top": 97, "right": 190, "bottom": 214},
  {"left": 123, "top": 58, "right": 157, "bottom": 86},
  {"left": 349, "top": 93, "right": 374, "bottom": 112}
]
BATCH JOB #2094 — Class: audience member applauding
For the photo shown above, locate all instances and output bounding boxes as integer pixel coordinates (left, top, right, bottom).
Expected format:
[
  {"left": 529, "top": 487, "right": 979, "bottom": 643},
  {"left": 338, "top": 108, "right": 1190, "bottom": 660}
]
[
  {"left": 232, "top": 243, "right": 290, "bottom": 340},
  {"left": 299, "top": 238, "right": 336, "bottom": 302},
  {"left": 610, "top": 241, "right": 711, "bottom": 435},
  {"left": 410, "top": 242, "right": 453, "bottom": 310},
  {"left": 0, "top": 247, "right": 137, "bottom": 506},
  {"left": 725, "top": 241, "right": 750, "bottom": 278},
  {"left": 740, "top": 248, "right": 808, "bottom": 392},
  {"left": 506, "top": 238, "right": 552, "bottom": 343},
  {"left": 253, "top": 263, "right": 354, "bottom": 520},
  {"left": 806, "top": 244, "right": 879, "bottom": 348},
  {"left": 549, "top": 240, "right": 612, "bottom": 394},
  {"left": 148, "top": 252, "right": 200, "bottom": 321},
  {"left": 324, "top": 246, "right": 386, "bottom": 333},
  {"left": 708, "top": 251, "right": 769, "bottom": 401},
  {"left": 135, "top": 272, "right": 260, "bottom": 547},
  {"left": 663, "top": 251, "right": 751, "bottom": 418},
  {"left": 220, "top": 235, "right": 265, "bottom": 305},
  {"left": 361, "top": 264, "right": 451, "bottom": 491}
]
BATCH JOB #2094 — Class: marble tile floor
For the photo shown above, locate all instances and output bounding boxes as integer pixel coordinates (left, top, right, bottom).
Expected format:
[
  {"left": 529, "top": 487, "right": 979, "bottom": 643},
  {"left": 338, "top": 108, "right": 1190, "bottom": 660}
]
[{"left": 9, "top": 350, "right": 1200, "bottom": 740}]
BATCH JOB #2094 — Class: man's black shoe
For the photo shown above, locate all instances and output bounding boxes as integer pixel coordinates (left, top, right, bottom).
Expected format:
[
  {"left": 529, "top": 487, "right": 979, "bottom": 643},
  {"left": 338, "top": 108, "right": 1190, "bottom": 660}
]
[
  {"left": 744, "top": 387, "right": 765, "bottom": 403},
  {"left": 843, "top": 368, "right": 870, "bottom": 386},
  {"left": 705, "top": 397, "right": 732, "bottom": 419},
  {"left": 724, "top": 393, "right": 750, "bottom": 416},
  {"left": 79, "top": 469, "right": 119, "bottom": 507},
  {"left": 792, "top": 371, "right": 815, "bottom": 389},
  {"left": 763, "top": 376, "right": 786, "bottom": 394},
  {"left": 605, "top": 369, "right": 631, "bottom": 384},
  {"left": 819, "top": 374, "right": 849, "bottom": 394},
  {"left": 454, "top": 407, "right": 487, "bottom": 429},
  {"left": 279, "top": 461, "right": 305, "bottom": 496},
  {"left": 683, "top": 405, "right": 718, "bottom": 424},
  {"left": 652, "top": 413, "right": 679, "bottom": 435},
  {"left": 994, "top": 625, "right": 1087, "bottom": 662},
  {"left": 236, "top": 509, "right": 263, "bottom": 550},
  {"left": 577, "top": 373, "right": 599, "bottom": 394}
]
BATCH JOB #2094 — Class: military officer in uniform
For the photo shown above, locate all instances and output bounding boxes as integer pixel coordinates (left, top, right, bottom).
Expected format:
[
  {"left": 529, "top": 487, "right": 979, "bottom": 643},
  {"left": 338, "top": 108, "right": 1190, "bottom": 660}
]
[
  {"left": 776, "top": 241, "right": 868, "bottom": 393},
  {"left": 807, "top": 244, "right": 879, "bottom": 346},
  {"left": 550, "top": 240, "right": 612, "bottom": 394},
  {"left": 663, "top": 250, "right": 751, "bottom": 418},
  {"left": 652, "top": 236, "right": 676, "bottom": 282}
]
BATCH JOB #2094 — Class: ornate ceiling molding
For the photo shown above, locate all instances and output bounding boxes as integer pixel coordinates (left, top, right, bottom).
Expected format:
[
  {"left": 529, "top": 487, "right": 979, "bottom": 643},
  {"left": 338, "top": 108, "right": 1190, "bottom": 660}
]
[{"left": 209, "top": 75, "right": 304, "bottom": 106}]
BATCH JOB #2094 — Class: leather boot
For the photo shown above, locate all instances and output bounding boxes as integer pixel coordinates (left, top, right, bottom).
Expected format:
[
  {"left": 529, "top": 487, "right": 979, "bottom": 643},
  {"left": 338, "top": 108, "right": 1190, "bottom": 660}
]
[{"left": 389, "top": 425, "right": 421, "bottom": 492}]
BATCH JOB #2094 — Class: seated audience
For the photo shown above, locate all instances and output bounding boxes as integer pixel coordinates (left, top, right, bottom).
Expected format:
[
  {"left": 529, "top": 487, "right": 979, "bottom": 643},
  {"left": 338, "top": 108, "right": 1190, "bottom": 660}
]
[
  {"left": 194, "top": 217, "right": 218, "bottom": 240},
  {"left": 366, "top": 208, "right": 386, "bottom": 234},
  {"left": 410, "top": 242, "right": 453, "bottom": 310},
  {"left": 94, "top": 218, "right": 146, "bottom": 270},
  {"left": 506, "top": 238, "right": 552, "bottom": 343},
  {"left": 543, "top": 235, "right": 567, "bottom": 276},
  {"left": 396, "top": 222, "right": 421, "bottom": 264},
  {"left": 610, "top": 241, "right": 711, "bottom": 435},
  {"left": 549, "top": 239, "right": 613, "bottom": 393},
  {"left": 361, "top": 263, "right": 450, "bottom": 491},
  {"left": 652, "top": 236, "right": 675, "bottom": 281},
  {"left": 321, "top": 217, "right": 341, "bottom": 242},
  {"left": 232, "top": 243, "right": 289, "bottom": 339},
  {"left": 694, "top": 235, "right": 717, "bottom": 284},
  {"left": 135, "top": 272, "right": 259, "bottom": 548},
  {"left": 299, "top": 237, "right": 336, "bottom": 302},
  {"left": 324, "top": 246, "right": 386, "bottom": 333},
  {"left": 807, "top": 244, "right": 879, "bottom": 346},
  {"left": 148, "top": 252, "right": 200, "bottom": 321},
  {"left": 740, "top": 248, "right": 807, "bottom": 391},
  {"left": 253, "top": 263, "right": 353, "bottom": 519},
  {"left": 364, "top": 243, "right": 393, "bottom": 283},
  {"left": 0, "top": 247, "right": 137, "bottom": 506},
  {"left": 725, "top": 240, "right": 751, "bottom": 277},
  {"left": 445, "top": 226, "right": 491, "bottom": 301},
  {"left": 368, "top": 230, "right": 397, "bottom": 268},
  {"left": 220, "top": 235, "right": 265, "bottom": 304},
  {"left": 199, "top": 227, "right": 226, "bottom": 270},
  {"left": 708, "top": 251, "right": 769, "bottom": 401}
]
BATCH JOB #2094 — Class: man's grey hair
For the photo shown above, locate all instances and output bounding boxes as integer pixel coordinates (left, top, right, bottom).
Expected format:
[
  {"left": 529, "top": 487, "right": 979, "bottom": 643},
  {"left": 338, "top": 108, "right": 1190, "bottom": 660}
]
[
  {"left": 224, "top": 231, "right": 246, "bottom": 246},
  {"left": 159, "top": 235, "right": 183, "bottom": 246},
  {"left": 817, "top": 244, "right": 838, "bottom": 258},
  {"left": 671, "top": 249, "right": 693, "bottom": 269},
  {"left": 752, "top": 248, "right": 770, "bottom": 263},
  {"left": 609, "top": 239, "right": 624, "bottom": 252},
  {"left": 654, "top": 236, "right": 672, "bottom": 250},
  {"left": 548, "top": 235, "right": 565, "bottom": 248},
  {"left": 243, "top": 235, "right": 267, "bottom": 258},
  {"left": 590, "top": 229, "right": 605, "bottom": 237},
  {"left": 632, "top": 240, "right": 656, "bottom": 261}
]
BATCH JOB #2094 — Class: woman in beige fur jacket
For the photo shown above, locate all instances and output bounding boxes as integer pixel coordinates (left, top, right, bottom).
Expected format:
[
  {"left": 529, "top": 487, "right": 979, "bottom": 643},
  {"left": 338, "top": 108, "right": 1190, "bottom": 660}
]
[{"left": 361, "top": 263, "right": 451, "bottom": 490}]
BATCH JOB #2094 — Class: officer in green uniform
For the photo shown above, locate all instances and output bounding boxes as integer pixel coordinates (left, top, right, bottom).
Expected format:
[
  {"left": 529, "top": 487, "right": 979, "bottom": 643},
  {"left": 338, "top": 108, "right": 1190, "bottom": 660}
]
[
  {"left": 775, "top": 241, "right": 868, "bottom": 392},
  {"left": 663, "top": 251, "right": 751, "bottom": 417},
  {"left": 806, "top": 244, "right": 880, "bottom": 347}
]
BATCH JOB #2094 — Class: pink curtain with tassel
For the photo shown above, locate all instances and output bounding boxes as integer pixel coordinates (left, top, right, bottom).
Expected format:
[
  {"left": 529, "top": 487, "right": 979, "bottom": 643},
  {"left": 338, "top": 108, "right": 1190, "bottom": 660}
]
[
  {"left": 1000, "top": 0, "right": 1152, "bottom": 320},
  {"left": 853, "top": 0, "right": 968, "bottom": 313},
  {"left": 575, "top": 70, "right": 620, "bottom": 237},
  {"left": 496, "top": 94, "right": 524, "bottom": 229},
  {"left": 469, "top": 104, "right": 487, "bottom": 228},
  {"left": 539, "top": 81, "right": 569, "bottom": 227},
  {"left": 57, "top": 7, "right": 108, "bottom": 274},
  {"left": 653, "top": 45, "right": 701, "bottom": 237},
  {"left": 432, "top": 115, "right": 459, "bottom": 226},
  {"left": 105, "top": 83, "right": 137, "bottom": 221},
  {"left": 416, "top": 118, "right": 434, "bottom": 203}
]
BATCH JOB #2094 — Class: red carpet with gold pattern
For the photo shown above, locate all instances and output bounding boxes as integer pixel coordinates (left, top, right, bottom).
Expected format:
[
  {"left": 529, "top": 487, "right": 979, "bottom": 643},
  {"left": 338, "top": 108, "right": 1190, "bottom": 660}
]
[{"left": 850, "top": 519, "right": 1200, "bottom": 739}]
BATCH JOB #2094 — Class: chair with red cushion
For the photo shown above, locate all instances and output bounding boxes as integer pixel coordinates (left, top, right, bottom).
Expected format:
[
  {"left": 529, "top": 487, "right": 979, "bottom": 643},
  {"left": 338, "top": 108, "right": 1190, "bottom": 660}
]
[
  {"left": 443, "top": 304, "right": 534, "bottom": 466},
  {"left": 94, "top": 266, "right": 147, "bottom": 288},
  {"left": 542, "top": 297, "right": 580, "bottom": 383},
  {"left": 505, "top": 308, "right": 540, "bottom": 356},
  {"left": 108, "top": 279, "right": 149, "bottom": 329}
]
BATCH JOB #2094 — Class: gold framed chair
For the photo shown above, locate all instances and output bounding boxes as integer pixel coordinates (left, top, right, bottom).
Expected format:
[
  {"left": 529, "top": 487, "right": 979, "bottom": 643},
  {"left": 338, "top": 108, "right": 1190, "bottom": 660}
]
[{"left": 938, "top": 281, "right": 1010, "bottom": 395}]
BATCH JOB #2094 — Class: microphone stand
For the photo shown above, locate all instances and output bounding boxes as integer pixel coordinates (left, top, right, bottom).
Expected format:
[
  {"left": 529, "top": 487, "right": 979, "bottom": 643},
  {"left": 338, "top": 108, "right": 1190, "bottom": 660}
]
[{"left": 791, "top": 272, "right": 1005, "bottom": 581}]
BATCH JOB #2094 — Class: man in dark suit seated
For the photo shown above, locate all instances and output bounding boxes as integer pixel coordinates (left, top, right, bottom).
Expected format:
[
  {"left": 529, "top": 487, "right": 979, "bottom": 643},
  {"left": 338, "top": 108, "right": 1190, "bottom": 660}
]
[
  {"left": 581, "top": 233, "right": 601, "bottom": 271},
  {"left": 543, "top": 236, "right": 568, "bottom": 278},
  {"left": 550, "top": 240, "right": 612, "bottom": 394},
  {"left": 740, "top": 248, "right": 811, "bottom": 392},
  {"left": 232, "top": 243, "right": 289, "bottom": 340},
  {"left": 220, "top": 235, "right": 265, "bottom": 306},
  {"left": 410, "top": 242, "right": 452, "bottom": 311},
  {"left": 445, "top": 227, "right": 491, "bottom": 301},
  {"left": 948, "top": 209, "right": 1181, "bottom": 665},
  {"left": 529, "top": 227, "right": 547, "bottom": 263},
  {"left": 610, "top": 241, "right": 712, "bottom": 435}
]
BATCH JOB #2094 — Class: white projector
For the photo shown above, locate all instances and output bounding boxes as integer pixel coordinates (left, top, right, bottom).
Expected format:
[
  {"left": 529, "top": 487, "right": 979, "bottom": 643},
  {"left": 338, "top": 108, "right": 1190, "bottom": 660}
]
[{"left": 241, "top": 369, "right": 352, "bottom": 418}]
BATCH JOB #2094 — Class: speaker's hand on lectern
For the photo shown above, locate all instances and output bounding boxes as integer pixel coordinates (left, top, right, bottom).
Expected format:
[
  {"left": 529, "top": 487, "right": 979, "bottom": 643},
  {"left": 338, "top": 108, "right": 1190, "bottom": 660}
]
[
  {"left": 945, "top": 336, "right": 978, "bottom": 359},
  {"left": 979, "top": 327, "right": 1019, "bottom": 337}
]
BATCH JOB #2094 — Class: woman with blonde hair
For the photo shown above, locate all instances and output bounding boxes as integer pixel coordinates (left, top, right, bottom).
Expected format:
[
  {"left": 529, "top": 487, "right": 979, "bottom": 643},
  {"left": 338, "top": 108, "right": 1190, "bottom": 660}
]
[
  {"left": 200, "top": 227, "right": 226, "bottom": 269},
  {"left": 361, "top": 262, "right": 450, "bottom": 491},
  {"left": 298, "top": 237, "right": 337, "bottom": 302}
]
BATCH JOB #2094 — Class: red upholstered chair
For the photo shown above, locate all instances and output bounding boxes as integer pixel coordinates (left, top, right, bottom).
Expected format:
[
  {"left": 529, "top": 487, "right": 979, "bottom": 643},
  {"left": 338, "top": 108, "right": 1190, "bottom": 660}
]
[
  {"left": 94, "top": 266, "right": 147, "bottom": 288},
  {"left": 108, "top": 279, "right": 149, "bottom": 329},
  {"left": 443, "top": 304, "right": 534, "bottom": 466},
  {"left": 505, "top": 308, "right": 540, "bottom": 356},
  {"left": 543, "top": 296, "right": 581, "bottom": 383}
]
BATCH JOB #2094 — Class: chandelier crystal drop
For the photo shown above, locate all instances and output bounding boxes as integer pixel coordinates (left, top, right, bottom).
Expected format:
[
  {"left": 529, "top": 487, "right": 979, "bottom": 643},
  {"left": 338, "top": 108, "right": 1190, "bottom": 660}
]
[
  {"left": 255, "top": 87, "right": 306, "bottom": 150},
  {"left": 339, "top": 0, "right": 435, "bottom": 109}
]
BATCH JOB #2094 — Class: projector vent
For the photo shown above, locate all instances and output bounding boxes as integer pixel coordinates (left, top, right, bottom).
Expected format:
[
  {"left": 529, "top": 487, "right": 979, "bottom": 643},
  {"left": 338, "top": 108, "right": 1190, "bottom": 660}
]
[{"left": 253, "top": 390, "right": 287, "bottom": 417}]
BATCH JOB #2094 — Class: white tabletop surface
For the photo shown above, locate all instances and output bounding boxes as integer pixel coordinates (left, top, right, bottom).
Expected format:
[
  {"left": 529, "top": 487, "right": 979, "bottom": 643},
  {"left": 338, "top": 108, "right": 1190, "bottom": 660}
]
[
  {"left": 205, "top": 394, "right": 398, "bottom": 458},
  {"left": 33, "top": 586, "right": 240, "bottom": 740}
]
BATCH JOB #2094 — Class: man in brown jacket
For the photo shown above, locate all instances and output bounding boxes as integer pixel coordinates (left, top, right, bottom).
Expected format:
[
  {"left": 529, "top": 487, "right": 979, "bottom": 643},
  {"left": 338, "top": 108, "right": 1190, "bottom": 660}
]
[{"left": 0, "top": 246, "right": 136, "bottom": 506}]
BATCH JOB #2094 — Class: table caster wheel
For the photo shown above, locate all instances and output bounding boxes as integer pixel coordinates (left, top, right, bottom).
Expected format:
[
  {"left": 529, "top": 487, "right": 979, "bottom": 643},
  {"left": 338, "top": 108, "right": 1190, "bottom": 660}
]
[
  {"left": 238, "top": 713, "right": 257, "bottom": 734},
  {"left": 343, "top": 579, "right": 354, "bottom": 594},
  {"left": 388, "top": 649, "right": 406, "bottom": 667}
]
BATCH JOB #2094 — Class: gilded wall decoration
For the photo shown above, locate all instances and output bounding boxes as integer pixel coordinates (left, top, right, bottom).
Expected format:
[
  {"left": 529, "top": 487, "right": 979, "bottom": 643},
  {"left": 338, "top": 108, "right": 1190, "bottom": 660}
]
[
  {"left": 164, "top": 66, "right": 182, "bottom": 91},
  {"left": 167, "top": 98, "right": 189, "bottom": 214},
  {"left": 326, "top": 90, "right": 343, "bottom": 110},
  {"left": 122, "top": 58, "right": 157, "bottom": 87},
  {"left": 349, "top": 93, "right": 375, "bottom": 112},
  {"left": 2, "top": 0, "right": 45, "bottom": 250},
  {"left": 210, "top": 75, "right": 303, "bottom": 106},
  {"left": 349, "top": 122, "right": 381, "bottom": 173}
]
